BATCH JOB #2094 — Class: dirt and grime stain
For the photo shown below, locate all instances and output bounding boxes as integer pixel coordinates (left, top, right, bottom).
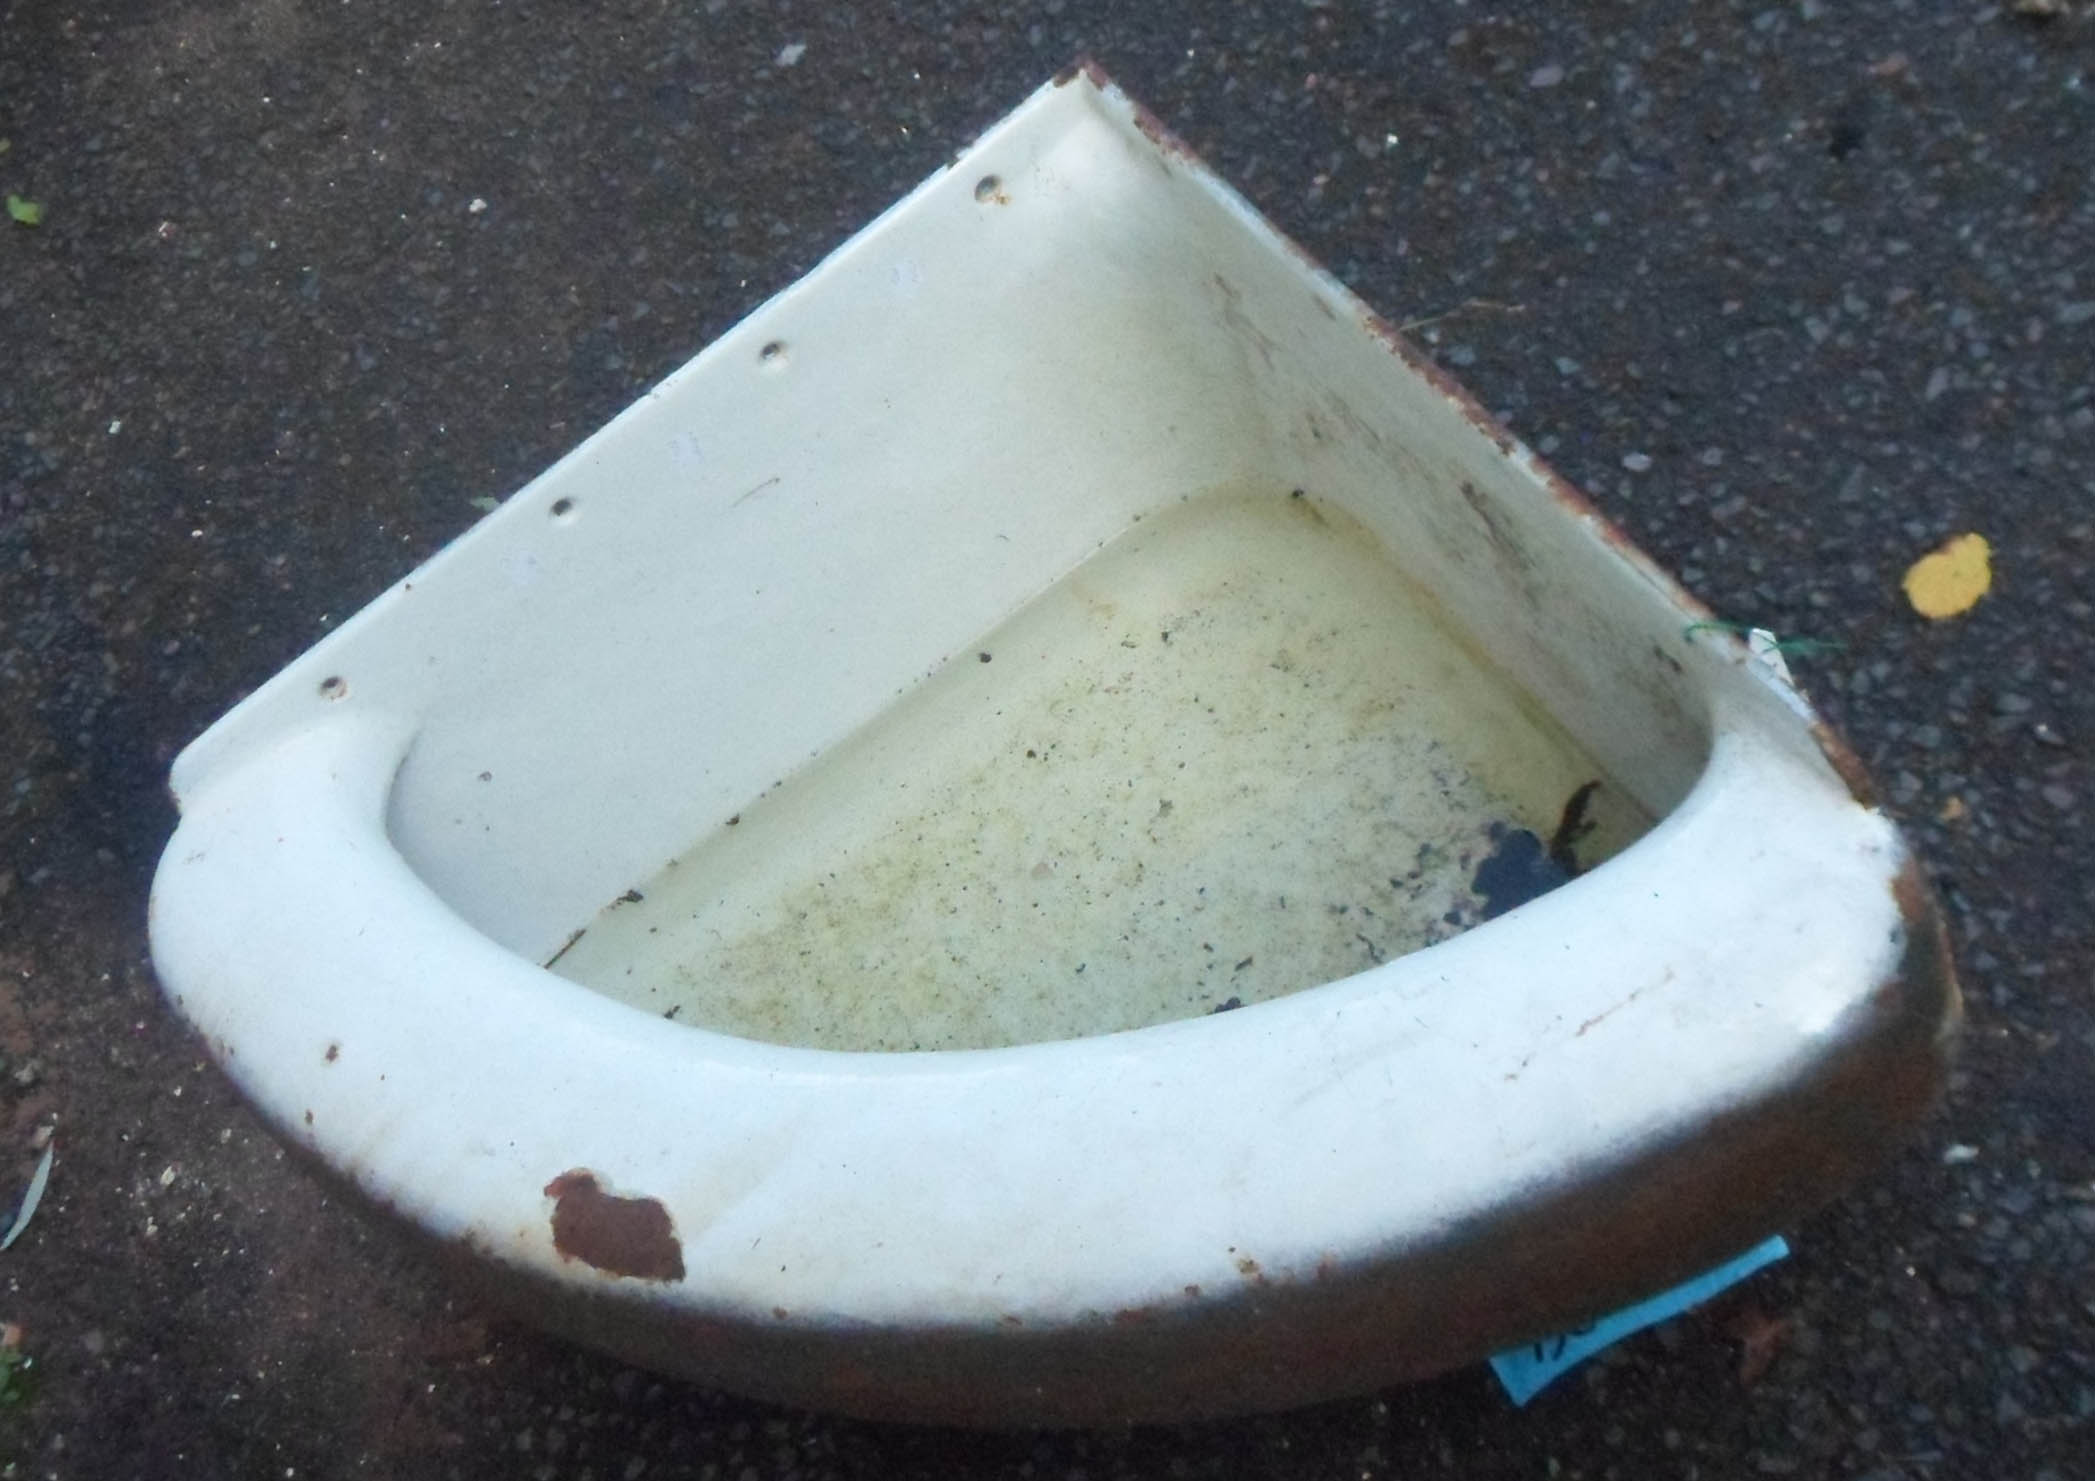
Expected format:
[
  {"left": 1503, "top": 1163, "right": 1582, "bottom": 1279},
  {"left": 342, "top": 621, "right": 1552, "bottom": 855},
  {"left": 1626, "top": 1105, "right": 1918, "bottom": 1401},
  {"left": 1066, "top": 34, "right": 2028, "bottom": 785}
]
[
  {"left": 542, "top": 1169, "right": 686, "bottom": 1282},
  {"left": 551, "top": 493, "right": 1645, "bottom": 1050},
  {"left": 541, "top": 927, "right": 587, "bottom": 969},
  {"left": 1458, "top": 478, "right": 1538, "bottom": 579},
  {"left": 1546, "top": 780, "right": 1602, "bottom": 878}
]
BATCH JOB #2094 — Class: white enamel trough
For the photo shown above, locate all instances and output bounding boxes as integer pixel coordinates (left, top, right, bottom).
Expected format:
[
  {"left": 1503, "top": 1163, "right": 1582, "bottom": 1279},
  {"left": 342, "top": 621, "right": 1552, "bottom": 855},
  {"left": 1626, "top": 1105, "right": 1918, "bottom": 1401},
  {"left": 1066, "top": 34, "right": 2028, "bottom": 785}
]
[{"left": 149, "top": 65, "right": 1958, "bottom": 1425}]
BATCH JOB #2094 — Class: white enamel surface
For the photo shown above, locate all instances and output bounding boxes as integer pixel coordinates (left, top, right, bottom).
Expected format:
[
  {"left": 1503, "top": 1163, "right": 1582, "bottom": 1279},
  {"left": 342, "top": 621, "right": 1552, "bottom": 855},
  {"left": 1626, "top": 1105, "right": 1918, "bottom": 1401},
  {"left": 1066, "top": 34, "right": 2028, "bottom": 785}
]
[
  {"left": 154, "top": 704, "right": 1906, "bottom": 1324},
  {"left": 152, "top": 74, "right": 1923, "bottom": 1330}
]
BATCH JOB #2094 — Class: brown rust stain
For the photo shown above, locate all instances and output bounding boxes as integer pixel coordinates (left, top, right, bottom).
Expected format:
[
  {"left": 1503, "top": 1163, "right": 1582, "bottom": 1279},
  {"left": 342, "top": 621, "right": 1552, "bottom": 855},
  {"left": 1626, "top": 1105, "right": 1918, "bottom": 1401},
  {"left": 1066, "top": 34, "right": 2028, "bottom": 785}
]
[
  {"left": 1889, "top": 857, "right": 1930, "bottom": 928},
  {"left": 1101, "top": 67, "right": 1203, "bottom": 165},
  {"left": 1364, "top": 309, "right": 1522, "bottom": 459},
  {"left": 1811, "top": 719, "right": 1881, "bottom": 808},
  {"left": 1890, "top": 856, "right": 1962, "bottom": 1052},
  {"left": 542, "top": 1169, "right": 686, "bottom": 1282},
  {"left": 408, "top": 863, "right": 1962, "bottom": 1427},
  {"left": 1126, "top": 102, "right": 1197, "bottom": 162},
  {"left": 1574, "top": 967, "right": 1673, "bottom": 1038}
]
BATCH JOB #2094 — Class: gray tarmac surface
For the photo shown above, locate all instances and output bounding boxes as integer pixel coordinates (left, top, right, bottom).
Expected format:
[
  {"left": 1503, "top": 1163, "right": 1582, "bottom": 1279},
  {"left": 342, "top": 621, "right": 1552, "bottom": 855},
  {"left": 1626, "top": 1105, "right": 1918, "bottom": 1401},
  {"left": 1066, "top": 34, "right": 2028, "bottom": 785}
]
[{"left": 2, "top": 1, "right": 2092, "bottom": 1477}]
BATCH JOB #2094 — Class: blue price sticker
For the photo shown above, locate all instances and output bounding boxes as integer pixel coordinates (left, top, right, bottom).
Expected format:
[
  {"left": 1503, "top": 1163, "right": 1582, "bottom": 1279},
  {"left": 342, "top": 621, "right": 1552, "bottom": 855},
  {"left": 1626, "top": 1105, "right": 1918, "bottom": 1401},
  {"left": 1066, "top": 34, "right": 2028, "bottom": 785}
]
[{"left": 1489, "top": 1235, "right": 1790, "bottom": 1406}]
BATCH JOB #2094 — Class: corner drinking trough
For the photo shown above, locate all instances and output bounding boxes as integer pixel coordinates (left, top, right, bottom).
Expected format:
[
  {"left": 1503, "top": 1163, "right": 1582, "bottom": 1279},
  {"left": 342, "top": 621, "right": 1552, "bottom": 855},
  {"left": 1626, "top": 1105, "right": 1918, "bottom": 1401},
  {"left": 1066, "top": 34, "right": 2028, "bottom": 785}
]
[{"left": 149, "top": 65, "right": 1960, "bottom": 1425}]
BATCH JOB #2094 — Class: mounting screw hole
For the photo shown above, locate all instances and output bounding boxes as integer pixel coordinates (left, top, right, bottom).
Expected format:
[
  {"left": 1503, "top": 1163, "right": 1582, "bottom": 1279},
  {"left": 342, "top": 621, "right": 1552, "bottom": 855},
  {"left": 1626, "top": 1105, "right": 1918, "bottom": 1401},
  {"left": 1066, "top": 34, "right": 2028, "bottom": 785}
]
[
  {"left": 318, "top": 675, "right": 348, "bottom": 701},
  {"left": 758, "top": 340, "right": 788, "bottom": 370},
  {"left": 974, "top": 174, "right": 1005, "bottom": 204}
]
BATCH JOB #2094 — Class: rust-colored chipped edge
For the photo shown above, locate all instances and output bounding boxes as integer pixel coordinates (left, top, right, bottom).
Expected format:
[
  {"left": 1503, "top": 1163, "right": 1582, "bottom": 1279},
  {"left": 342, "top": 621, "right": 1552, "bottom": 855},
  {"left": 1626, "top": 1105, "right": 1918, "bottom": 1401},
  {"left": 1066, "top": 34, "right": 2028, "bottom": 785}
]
[
  {"left": 1074, "top": 60, "right": 1725, "bottom": 651},
  {"left": 1890, "top": 855, "right": 1963, "bottom": 1056},
  {"left": 415, "top": 903, "right": 1962, "bottom": 1429},
  {"left": 1355, "top": 307, "right": 1730, "bottom": 635},
  {"left": 543, "top": 1169, "right": 686, "bottom": 1283},
  {"left": 1811, "top": 718, "right": 1881, "bottom": 809},
  {"left": 1071, "top": 57, "right": 1209, "bottom": 168}
]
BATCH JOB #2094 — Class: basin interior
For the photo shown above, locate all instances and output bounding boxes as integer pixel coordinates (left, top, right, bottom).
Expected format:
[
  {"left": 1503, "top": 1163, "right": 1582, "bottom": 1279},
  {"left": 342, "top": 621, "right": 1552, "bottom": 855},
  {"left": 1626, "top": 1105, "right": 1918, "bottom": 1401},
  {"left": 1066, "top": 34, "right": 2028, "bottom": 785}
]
[
  {"left": 550, "top": 486, "right": 1651, "bottom": 1050},
  {"left": 265, "top": 77, "right": 1731, "bottom": 1040}
]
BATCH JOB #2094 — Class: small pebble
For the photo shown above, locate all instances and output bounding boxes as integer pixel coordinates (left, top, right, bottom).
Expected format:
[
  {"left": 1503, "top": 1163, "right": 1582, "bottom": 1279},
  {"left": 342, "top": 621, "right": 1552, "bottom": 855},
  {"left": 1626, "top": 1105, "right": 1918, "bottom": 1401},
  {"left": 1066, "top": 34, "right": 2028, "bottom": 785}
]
[
  {"left": 1622, "top": 451, "right": 1653, "bottom": 472},
  {"left": 776, "top": 41, "right": 807, "bottom": 67},
  {"left": 1528, "top": 63, "right": 1565, "bottom": 88},
  {"left": 2039, "top": 783, "right": 2076, "bottom": 811}
]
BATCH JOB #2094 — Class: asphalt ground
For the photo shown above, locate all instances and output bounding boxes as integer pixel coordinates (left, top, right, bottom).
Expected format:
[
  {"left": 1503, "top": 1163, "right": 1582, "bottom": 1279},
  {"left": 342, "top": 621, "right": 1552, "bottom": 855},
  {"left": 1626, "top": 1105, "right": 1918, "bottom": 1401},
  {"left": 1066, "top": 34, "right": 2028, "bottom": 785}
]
[{"left": 2, "top": 2, "right": 2091, "bottom": 1477}]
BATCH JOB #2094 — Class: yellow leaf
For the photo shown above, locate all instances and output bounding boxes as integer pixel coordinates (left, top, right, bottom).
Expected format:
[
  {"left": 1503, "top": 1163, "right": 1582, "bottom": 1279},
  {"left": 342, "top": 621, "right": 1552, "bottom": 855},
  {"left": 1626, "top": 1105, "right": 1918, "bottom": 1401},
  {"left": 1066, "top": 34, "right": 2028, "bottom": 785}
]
[{"left": 1902, "top": 532, "right": 1991, "bottom": 619}]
